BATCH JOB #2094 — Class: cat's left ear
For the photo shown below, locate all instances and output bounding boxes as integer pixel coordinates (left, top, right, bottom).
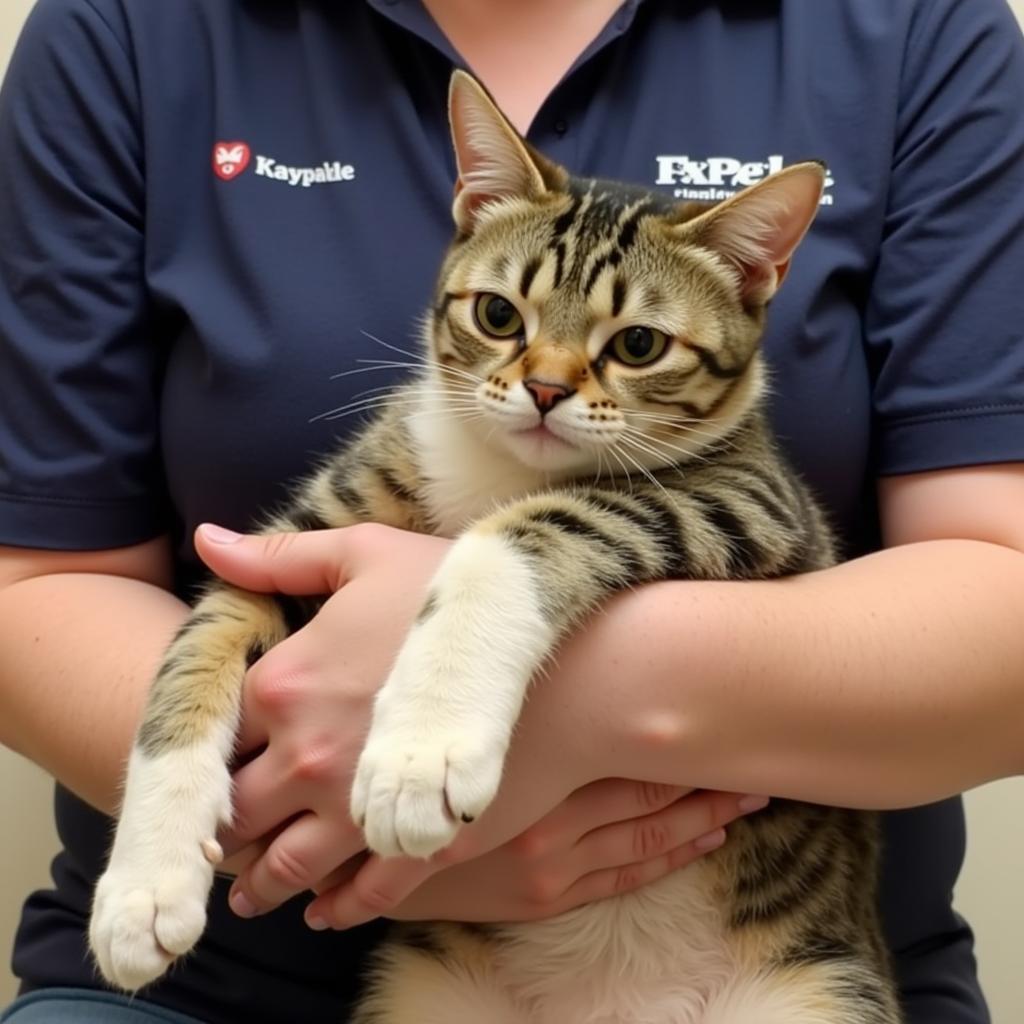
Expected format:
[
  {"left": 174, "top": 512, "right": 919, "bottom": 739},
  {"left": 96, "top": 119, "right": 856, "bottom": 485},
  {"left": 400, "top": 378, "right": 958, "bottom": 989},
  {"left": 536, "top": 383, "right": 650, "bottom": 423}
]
[
  {"left": 448, "top": 70, "right": 565, "bottom": 232},
  {"left": 678, "top": 162, "right": 826, "bottom": 304}
]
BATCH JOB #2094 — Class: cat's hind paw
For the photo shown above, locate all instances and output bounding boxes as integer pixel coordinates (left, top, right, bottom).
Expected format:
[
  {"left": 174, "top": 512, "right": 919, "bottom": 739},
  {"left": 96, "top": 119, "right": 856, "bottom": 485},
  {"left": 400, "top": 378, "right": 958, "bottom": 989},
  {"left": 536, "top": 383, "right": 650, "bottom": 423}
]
[
  {"left": 89, "top": 856, "right": 211, "bottom": 991},
  {"left": 351, "top": 729, "right": 505, "bottom": 859}
]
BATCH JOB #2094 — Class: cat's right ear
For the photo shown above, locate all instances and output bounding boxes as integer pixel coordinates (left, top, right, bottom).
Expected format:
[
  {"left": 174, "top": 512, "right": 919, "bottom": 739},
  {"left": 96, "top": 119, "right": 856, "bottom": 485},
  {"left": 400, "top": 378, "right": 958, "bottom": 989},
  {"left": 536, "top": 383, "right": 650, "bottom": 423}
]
[
  {"left": 676, "top": 162, "right": 825, "bottom": 305},
  {"left": 448, "top": 70, "right": 563, "bottom": 233}
]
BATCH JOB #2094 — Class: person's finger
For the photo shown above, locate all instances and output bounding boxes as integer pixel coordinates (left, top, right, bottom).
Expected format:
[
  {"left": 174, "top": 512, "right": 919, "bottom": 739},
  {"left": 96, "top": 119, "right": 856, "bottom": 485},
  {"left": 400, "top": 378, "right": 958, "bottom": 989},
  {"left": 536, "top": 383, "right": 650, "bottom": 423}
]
[
  {"left": 227, "top": 813, "right": 364, "bottom": 917},
  {"left": 549, "top": 779, "right": 692, "bottom": 840},
  {"left": 311, "top": 853, "right": 368, "bottom": 896},
  {"left": 572, "top": 791, "right": 766, "bottom": 876},
  {"left": 194, "top": 523, "right": 354, "bottom": 595},
  {"left": 503, "top": 780, "right": 690, "bottom": 867},
  {"left": 553, "top": 825, "right": 730, "bottom": 914},
  {"left": 221, "top": 749, "right": 308, "bottom": 852},
  {"left": 303, "top": 853, "right": 442, "bottom": 931},
  {"left": 232, "top": 707, "right": 270, "bottom": 762},
  {"left": 232, "top": 632, "right": 314, "bottom": 754}
]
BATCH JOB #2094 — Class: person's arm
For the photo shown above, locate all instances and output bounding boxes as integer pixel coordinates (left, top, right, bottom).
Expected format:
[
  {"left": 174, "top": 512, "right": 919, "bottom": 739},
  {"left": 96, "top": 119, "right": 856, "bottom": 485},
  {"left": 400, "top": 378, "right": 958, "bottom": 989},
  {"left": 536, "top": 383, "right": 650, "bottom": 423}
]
[
  {"left": 555, "top": 464, "right": 1024, "bottom": 808},
  {"left": 203, "top": 467, "right": 1024, "bottom": 926},
  {"left": 0, "top": 538, "right": 188, "bottom": 814},
  {"left": 0, "top": 531, "right": 757, "bottom": 924}
]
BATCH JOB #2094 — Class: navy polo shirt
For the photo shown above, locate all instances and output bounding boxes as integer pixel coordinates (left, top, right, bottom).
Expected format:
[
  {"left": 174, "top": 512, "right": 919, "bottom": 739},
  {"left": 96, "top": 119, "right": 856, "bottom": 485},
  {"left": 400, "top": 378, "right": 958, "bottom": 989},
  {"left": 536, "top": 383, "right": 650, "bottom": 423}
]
[{"left": 3, "top": 1, "right": 1024, "bottom": 1021}]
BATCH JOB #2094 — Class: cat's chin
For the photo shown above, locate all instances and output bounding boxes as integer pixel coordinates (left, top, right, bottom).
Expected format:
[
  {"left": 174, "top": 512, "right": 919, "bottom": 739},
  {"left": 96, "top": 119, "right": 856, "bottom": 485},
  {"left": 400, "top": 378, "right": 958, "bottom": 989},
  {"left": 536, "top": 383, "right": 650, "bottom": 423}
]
[{"left": 497, "top": 425, "right": 601, "bottom": 475}]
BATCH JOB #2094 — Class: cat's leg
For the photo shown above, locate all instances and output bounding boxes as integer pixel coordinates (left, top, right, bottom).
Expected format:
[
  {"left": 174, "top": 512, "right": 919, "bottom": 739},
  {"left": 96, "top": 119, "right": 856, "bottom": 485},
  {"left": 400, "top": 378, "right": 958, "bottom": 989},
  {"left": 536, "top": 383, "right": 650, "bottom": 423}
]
[
  {"left": 89, "top": 586, "right": 288, "bottom": 991},
  {"left": 351, "top": 525, "right": 558, "bottom": 857},
  {"left": 700, "top": 963, "right": 901, "bottom": 1024}
]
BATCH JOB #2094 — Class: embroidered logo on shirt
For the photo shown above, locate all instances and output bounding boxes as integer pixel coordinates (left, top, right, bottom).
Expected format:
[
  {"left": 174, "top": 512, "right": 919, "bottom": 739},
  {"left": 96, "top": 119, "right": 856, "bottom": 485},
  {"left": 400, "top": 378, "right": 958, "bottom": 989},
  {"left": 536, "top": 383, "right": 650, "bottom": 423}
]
[
  {"left": 212, "top": 142, "right": 251, "bottom": 181},
  {"left": 655, "top": 154, "right": 835, "bottom": 206},
  {"left": 253, "top": 156, "right": 356, "bottom": 188},
  {"left": 211, "top": 142, "right": 357, "bottom": 187}
]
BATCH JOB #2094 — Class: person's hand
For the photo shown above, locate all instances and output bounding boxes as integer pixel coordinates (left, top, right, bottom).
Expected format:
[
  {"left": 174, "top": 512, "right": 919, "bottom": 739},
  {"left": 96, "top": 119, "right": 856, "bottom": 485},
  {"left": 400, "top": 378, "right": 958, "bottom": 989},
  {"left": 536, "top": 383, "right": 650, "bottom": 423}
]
[
  {"left": 368, "top": 782, "right": 765, "bottom": 924},
  {"left": 201, "top": 520, "right": 625, "bottom": 922},
  {"left": 302, "top": 735, "right": 766, "bottom": 930},
  {"left": 197, "top": 523, "right": 768, "bottom": 929},
  {"left": 196, "top": 522, "right": 451, "bottom": 919}
]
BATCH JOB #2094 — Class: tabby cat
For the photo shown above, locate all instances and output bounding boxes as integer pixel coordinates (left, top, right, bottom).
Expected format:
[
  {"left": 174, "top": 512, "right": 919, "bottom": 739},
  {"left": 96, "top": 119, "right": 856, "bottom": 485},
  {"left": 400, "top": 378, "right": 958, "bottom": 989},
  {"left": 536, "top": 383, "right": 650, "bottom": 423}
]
[{"left": 89, "top": 71, "right": 901, "bottom": 1023}]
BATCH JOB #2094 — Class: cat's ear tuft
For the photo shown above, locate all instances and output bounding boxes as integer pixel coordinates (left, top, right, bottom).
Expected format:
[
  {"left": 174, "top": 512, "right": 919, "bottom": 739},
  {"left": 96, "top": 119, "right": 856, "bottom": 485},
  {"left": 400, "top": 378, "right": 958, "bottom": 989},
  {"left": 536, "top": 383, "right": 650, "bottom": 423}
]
[
  {"left": 448, "top": 70, "right": 561, "bottom": 232},
  {"left": 680, "top": 162, "right": 825, "bottom": 304}
]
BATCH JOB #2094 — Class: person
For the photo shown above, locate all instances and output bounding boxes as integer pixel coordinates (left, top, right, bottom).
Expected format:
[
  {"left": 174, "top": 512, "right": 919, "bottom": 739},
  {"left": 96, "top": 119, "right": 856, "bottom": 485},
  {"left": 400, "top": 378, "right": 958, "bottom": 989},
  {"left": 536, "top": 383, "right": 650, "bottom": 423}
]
[{"left": 2, "top": 0, "right": 1023, "bottom": 1021}]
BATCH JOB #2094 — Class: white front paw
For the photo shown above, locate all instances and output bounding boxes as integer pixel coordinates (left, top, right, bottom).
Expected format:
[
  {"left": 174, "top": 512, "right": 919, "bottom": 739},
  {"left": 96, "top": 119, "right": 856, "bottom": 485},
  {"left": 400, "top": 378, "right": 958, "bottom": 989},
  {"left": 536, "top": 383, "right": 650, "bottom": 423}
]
[
  {"left": 89, "top": 742, "right": 232, "bottom": 990},
  {"left": 89, "top": 847, "right": 212, "bottom": 991},
  {"left": 350, "top": 715, "right": 507, "bottom": 859}
]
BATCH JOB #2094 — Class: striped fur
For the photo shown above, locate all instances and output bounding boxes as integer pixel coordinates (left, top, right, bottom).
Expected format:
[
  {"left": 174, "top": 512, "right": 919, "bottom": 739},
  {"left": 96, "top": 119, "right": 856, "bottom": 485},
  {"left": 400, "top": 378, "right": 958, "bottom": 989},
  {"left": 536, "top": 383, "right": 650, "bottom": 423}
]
[{"left": 90, "top": 72, "right": 901, "bottom": 1021}]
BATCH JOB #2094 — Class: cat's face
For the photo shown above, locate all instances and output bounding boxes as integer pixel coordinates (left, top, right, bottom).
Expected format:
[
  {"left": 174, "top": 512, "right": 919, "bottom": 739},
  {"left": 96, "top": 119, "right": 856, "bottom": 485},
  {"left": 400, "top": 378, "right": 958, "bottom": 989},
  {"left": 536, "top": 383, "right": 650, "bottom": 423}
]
[
  {"left": 427, "top": 73, "right": 824, "bottom": 476},
  {"left": 431, "top": 180, "right": 773, "bottom": 474}
]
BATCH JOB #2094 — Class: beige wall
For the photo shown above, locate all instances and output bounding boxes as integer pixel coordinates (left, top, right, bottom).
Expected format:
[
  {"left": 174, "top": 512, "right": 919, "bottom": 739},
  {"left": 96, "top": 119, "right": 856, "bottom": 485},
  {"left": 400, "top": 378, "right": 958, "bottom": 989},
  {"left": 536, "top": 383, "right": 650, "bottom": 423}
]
[
  {"left": 0, "top": 3, "right": 62, "bottom": 1016},
  {"left": 1, "top": 0, "right": 1024, "bottom": 1017}
]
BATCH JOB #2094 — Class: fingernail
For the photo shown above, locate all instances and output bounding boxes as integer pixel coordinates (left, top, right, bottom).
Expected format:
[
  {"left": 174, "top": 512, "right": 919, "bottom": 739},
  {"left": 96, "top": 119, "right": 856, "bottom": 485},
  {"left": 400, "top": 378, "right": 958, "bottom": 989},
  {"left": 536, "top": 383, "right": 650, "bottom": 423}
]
[
  {"left": 200, "top": 523, "right": 242, "bottom": 545},
  {"left": 229, "top": 891, "right": 258, "bottom": 918},
  {"left": 694, "top": 828, "right": 727, "bottom": 852},
  {"left": 738, "top": 795, "right": 770, "bottom": 813},
  {"left": 305, "top": 913, "right": 329, "bottom": 932}
]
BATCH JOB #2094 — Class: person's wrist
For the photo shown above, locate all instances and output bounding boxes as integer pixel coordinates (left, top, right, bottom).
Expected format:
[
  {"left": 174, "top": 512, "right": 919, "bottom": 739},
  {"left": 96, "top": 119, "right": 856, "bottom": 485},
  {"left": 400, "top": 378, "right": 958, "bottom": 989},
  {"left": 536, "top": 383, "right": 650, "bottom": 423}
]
[
  {"left": 550, "top": 581, "right": 716, "bottom": 784},
  {"left": 530, "top": 584, "right": 669, "bottom": 782}
]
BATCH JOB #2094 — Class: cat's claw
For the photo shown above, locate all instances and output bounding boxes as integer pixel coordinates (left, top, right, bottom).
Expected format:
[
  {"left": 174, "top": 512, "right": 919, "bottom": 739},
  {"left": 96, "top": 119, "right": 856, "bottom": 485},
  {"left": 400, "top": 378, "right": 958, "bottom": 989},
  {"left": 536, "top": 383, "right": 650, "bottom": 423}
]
[
  {"left": 351, "top": 728, "right": 506, "bottom": 858},
  {"left": 201, "top": 838, "right": 224, "bottom": 865}
]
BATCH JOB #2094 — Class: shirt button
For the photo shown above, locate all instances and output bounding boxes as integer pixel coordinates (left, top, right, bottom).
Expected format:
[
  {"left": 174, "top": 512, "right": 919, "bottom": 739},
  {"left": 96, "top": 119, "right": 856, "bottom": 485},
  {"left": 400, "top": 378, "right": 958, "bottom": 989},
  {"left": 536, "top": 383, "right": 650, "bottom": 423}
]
[{"left": 554, "top": 118, "right": 569, "bottom": 136}]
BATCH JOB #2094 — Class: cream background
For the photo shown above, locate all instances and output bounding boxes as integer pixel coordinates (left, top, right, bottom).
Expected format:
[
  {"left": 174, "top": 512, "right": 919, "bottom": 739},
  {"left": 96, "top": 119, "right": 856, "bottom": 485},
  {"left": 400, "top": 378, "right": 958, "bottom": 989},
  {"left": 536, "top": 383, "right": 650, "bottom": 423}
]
[{"left": 1, "top": 0, "right": 1023, "bottom": 1017}]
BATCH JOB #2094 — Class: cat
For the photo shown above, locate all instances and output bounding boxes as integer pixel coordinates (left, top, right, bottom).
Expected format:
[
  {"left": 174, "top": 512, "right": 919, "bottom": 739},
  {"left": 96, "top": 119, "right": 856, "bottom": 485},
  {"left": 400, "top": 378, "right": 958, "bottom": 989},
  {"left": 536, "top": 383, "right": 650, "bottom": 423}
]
[{"left": 89, "top": 71, "right": 901, "bottom": 1024}]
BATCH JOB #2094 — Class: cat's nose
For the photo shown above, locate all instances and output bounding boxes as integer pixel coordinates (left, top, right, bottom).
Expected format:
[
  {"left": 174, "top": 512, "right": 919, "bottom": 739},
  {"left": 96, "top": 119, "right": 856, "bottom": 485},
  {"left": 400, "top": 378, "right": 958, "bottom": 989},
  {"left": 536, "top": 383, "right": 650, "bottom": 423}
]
[{"left": 524, "top": 379, "right": 575, "bottom": 414}]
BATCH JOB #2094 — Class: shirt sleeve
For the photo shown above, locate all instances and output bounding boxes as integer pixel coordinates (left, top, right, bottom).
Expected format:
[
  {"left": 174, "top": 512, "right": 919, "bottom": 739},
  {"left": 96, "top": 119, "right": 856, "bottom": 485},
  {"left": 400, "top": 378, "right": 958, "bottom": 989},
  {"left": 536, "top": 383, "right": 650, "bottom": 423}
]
[
  {"left": 868, "top": 0, "right": 1024, "bottom": 475},
  {"left": 0, "top": 0, "right": 167, "bottom": 550}
]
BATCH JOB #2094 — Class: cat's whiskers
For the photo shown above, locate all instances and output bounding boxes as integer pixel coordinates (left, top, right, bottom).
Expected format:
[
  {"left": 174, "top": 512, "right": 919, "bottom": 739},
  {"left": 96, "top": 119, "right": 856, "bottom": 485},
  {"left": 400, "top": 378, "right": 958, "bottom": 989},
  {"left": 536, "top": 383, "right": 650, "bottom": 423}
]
[
  {"left": 619, "top": 431, "right": 685, "bottom": 471},
  {"left": 410, "top": 409, "right": 486, "bottom": 428},
  {"left": 610, "top": 441, "right": 674, "bottom": 504},
  {"left": 353, "top": 357, "right": 485, "bottom": 391},
  {"left": 626, "top": 412, "right": 729, "bottom": 446},
  {"left": 311, "top": 392, "right": 480, "bottom": 424},
  {"left": 313, "top": 377, "right": 481, "bottom": 419},
  {"left": 628, "top": 409, "right": 720, "bottom": 425},
  {"left": 620, "top": 425, "right": 716, "bottom": 468},
  {"left": 624, "top": 413, "right": 743, "bottom": 456},
  {"left": 617, "top": 435, "right": 692, "bottom": 492},
  {"left": 328, "top": 361, "right": 417, "bottom": 381},
  {"left": 312, "top": 395, "right": 477, "bottom": 422},
  {"left": 345, "top": 382, "right": 478, "bottom": 406},
  {"left": 603, "top": 444, "right": 637, "bottom": 495},
  {"left": 358, "top": 330, "right": 486, "bottom": 388},
  {"left": 328, "top": 361, "right": 485, "bottom": 406}
]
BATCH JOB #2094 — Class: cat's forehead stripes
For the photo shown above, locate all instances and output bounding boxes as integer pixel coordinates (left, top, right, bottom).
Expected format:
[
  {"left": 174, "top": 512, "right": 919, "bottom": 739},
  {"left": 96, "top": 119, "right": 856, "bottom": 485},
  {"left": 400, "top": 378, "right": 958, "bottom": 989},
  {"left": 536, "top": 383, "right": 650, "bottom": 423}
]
[
  {"left": 519, "top": 256, "right": 542, "bottom": 299},
  {"left": 542, "top": 178, "right": 674, "bottom": 297},
  {"left": 490, "top": 182, "right": 685, "bottom": 332}
]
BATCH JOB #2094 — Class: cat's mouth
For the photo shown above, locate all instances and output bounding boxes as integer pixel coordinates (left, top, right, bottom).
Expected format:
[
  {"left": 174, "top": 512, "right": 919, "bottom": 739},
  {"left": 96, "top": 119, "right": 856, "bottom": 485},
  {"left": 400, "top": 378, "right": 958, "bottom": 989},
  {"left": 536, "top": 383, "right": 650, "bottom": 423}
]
[{"left": 511, "top": 424, "right": 574, "bottom": 447}]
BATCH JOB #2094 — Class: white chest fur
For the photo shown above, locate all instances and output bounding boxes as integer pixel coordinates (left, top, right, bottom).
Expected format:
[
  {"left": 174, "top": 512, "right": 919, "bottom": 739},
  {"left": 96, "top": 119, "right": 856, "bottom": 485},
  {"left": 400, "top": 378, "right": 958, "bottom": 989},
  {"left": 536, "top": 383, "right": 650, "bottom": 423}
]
[{"left": 409, "top": 388, "right": 558, "bottom": 536}]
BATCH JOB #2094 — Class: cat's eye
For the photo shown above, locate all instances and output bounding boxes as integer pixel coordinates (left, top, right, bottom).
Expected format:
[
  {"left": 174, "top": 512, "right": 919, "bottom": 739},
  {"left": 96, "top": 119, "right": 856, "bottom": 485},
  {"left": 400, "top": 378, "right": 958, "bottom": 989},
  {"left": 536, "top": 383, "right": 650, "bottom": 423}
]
[
  {"left": 607, "top": 326, "right": 669, "bottom": 366},
  {"left": 473, "top": 293, "right": 524, "bottom": 339}
]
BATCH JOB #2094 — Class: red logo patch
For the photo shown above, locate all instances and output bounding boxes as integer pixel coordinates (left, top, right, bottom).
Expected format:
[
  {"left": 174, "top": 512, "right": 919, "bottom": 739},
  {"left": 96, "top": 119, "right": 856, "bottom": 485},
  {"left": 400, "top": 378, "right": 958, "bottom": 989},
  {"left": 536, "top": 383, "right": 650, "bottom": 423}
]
[{"left": 212, "top": 142, "right": 251, "bottom": 181}]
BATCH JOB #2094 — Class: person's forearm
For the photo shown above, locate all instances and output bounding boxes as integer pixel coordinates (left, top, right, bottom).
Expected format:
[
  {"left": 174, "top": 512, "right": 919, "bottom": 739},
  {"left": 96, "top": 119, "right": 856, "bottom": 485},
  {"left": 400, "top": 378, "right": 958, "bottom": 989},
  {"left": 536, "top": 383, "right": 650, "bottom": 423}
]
[
  {"left": 0, "top": 574, "right": 187, "bottom": 814},
  {"left": 546, "top": 540, "right": 1024, "bottom": 809}
]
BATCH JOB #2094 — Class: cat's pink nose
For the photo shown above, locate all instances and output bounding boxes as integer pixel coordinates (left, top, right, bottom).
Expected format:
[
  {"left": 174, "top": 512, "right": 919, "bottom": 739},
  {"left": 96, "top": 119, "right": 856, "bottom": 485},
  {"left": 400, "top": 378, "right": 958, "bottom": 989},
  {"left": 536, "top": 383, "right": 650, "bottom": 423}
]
[{"left": 524, "top": 379, "right": 574, "bottom": 414}]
